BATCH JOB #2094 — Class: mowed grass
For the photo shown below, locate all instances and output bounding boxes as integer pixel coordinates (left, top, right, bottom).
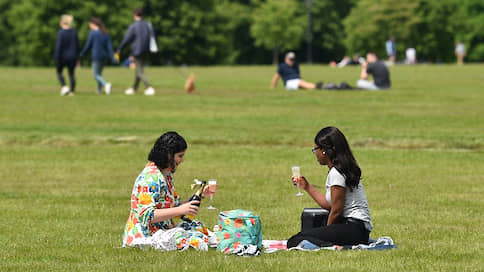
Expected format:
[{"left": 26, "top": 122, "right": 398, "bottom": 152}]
[{"left": 0, "top": 64, "right": 483, "bottom": 271}]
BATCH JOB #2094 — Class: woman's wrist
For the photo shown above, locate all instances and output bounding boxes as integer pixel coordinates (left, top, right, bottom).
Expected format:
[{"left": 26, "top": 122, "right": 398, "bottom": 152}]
[
  {"left": 303, "top": 182, "right": 311, "bottom": 191},
  {"left": 173, "top": 206, "right": 182, "bottom": 217}
]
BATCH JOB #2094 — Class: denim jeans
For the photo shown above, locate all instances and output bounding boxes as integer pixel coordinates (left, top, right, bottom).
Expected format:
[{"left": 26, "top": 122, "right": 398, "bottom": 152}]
[{"left": 92, "top": 61, "right": 106, "bottom": 92}]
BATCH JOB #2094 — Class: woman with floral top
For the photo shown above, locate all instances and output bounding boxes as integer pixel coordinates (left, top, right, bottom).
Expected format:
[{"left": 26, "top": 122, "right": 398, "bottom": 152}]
[{"left": 122, "top": 131, "right": 212, "bottom": 248}]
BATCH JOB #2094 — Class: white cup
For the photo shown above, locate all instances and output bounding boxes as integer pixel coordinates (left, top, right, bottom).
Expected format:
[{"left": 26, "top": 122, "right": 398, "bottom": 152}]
[{"left": 291, "top": 166, "right": 301, "bottom": 177}]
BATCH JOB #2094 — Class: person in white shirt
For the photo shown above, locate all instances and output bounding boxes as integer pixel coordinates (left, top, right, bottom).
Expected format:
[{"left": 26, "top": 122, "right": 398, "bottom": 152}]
[
  {"left": 406, "top": 48, "right": 416, "bottom": 64},
  {"left": 287, "top": 126, "right": 373, "bottom": 248},
  {"left": 455, "top": 42, "right": 466, "bottom": 65}
]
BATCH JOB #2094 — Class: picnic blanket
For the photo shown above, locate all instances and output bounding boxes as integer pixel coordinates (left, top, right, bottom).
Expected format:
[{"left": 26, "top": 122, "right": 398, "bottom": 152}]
[
  {"left": 127, "top": 221, "right": 215, "bottom": 251},
  {"left": 262, "top": 236, "right": 397, "bottom": 253}
]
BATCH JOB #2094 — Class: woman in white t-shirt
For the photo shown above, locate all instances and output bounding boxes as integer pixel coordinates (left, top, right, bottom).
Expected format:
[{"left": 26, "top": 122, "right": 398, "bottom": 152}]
[{"left": 287, "top": 126, "right": 373, "bottom": 248}]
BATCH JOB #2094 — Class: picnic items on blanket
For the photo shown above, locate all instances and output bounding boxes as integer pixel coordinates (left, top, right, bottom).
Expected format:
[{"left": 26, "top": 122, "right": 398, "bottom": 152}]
[
  {"left": 181, "top": 180, "right": 208, "bottom": 222},
  {"left": 127, "top": 220, "right": 210, "bottom": 251},
  {"left": 262, "top": 240, "right": 288, "bottom": 253},
  {"left": 349, "top": 236, "right": 397, "bottom": 250},
  {"left": 232, "top": 244, "right": 262, "bottom": 257},
  {"left": 301, "top": 208, "right": 329, "bottom": 232},
  {"left": 262, "top": 236, "right": 397, "bottom": 253},
  {"left": 217, "top": 209, "right": 263, "bottom": 254}
]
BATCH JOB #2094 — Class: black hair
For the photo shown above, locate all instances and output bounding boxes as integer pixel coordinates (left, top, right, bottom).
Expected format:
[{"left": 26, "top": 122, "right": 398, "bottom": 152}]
[
  {"left": 133, "top": 7, "right": 143, "bottom": 17},
  {"left": 148, "top": 132, "right": 187, "bottom": 170},
  {"left": 89, "top": 17, "right": 107, "bottom": 34},
  {"left": 315, "top": 127, "right": 361, "bottom": 190}
]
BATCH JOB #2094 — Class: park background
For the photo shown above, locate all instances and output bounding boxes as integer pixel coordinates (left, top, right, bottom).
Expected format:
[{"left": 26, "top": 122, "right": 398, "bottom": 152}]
[
  {"left": 1, "top": 0, "right": 483, "bottom": 271},
  {"left": 1, "top": 0, "right": 484, "bottom": 66}
]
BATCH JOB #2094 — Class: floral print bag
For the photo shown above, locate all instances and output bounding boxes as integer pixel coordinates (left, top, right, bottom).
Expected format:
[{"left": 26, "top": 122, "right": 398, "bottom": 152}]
[{"left": 217, "top": 209, "right": 263, "bottom": 253}]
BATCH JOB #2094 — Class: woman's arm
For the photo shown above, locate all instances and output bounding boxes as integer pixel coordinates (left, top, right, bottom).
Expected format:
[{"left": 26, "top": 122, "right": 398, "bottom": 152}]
[
  {"left": 106, "top": 34, "right": 116, "bottom": 63},
  {"left": 152, "top": 201, "right": 199, "bottom": 223},
  {"left": 327, "top": 185, "right": 345, "bottom": 225},
  {"left": 79, "top": 31, "right": 93, "bottom": 58},
  {"left": 271, "top": 73, "right": 280, "bottom": 88},
  {"left": 54, "top": 31, "right": 62, "bottom": 61},
  {"left": 360, "top": 62, "right": 368, "bottom": 79},
  {"left": 293, "top": 176, "right": 331, "bottom": 210}
]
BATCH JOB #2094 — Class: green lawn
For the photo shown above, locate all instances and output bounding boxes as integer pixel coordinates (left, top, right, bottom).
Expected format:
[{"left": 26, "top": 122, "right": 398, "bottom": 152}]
[{"left": 0, "top": 65, "right": 483, "bottom": 271}]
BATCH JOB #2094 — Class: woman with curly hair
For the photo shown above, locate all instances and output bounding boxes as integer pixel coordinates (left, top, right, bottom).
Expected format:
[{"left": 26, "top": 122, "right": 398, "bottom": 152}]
[{"left": 122, "top": 132, "right": 213, "bottom": 249}]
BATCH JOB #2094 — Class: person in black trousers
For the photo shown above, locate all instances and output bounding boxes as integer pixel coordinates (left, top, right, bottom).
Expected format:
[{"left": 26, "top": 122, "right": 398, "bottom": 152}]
[
  {"left": 54, "top": 15, "right": 79, "bottom": 96},
  {"left": 287, "top": 127, "right": 373, "bottom": 248}
]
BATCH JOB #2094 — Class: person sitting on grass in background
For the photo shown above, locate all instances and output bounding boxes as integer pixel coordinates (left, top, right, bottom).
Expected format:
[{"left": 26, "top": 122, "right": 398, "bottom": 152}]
[
  {"left": 79, "top": 17, "right": 117, "bottom": 95},
  {"left": 287, "top": 126, "right": 373, "bottom": 249},
  {"left": 54, "top": 14, "right": 79, "bottom": 96},
  {"left": 357, "top": 52, "right": 391, "bottom": 90},
  {"left": 271, "top": 52, "right": 323, "bottom": 91},
  {"left": 116, "top": 7, "right": 156, "bottom": 96},
  {"left": 123, "top": 132, "right": 215, "bottom": 249}
]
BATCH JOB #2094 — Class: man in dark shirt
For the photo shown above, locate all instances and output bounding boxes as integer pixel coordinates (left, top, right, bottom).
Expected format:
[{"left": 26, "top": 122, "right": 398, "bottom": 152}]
[
  {"left": 357, "top": 52, "right": 391, "bottom": 90},
  {"left": 117, "top": 7, "right": 155, "bottom": 96},
  {"left": 271, "top": 52, "right": 322, "bottom": 90}
]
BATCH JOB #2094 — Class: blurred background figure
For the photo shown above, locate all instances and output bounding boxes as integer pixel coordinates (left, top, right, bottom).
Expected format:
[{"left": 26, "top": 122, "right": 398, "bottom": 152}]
[
  {"left": 385, "top": 36, "right": 396, "bottom": 65},
  {"left": 357, "top": 52, "right": 391, "bottom": 90},
  {"left": 117, "top": 7, "right": 155, "bottom": 96},
  {"left": 79, "top": 17, "right": 117, "bottom": 95},
  {"left": 54, "top": 14, "right": 79, "bottom": 96},
  {"left": 405, "top": 48, "right": 417, "bottom": 64},
  {"left": 121, "top": 56, "right": 136, "bottom": 69},
  {"left": 337, "top": 53, "right": 364, "bottom": 68},
  {"left": 455, "top": 41, "right": 466, "bottom": 65},
  {"left": 184, "top": 73, "right": 196, "bottom": 94},
  {"left": 271, "top": 52, "right": 323, "bottom": 90}
]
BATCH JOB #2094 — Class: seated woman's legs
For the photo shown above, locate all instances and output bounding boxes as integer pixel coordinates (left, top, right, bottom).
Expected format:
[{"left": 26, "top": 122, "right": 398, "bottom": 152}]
[
  {"left": 287, "top": 222, "right": 369, "bottom": 248},
  {"left": 299, "top": 80, "right": 316, "bottom": 89},
  {"left": 357, "top": 79, "right": 378, "bottom": 90}
]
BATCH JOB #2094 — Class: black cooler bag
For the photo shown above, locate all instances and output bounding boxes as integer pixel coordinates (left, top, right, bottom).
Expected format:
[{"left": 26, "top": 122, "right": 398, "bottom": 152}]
[{"left": 301, "top": 208, "right": 329, "bottom": 232}]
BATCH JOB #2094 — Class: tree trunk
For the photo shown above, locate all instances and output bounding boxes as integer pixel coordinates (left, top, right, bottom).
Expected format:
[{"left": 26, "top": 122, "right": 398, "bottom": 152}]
[{"left": 272, "top": 45, "right": 279, "bottom": 65}]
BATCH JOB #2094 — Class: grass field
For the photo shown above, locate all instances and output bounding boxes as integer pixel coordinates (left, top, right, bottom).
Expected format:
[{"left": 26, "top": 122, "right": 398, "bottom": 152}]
[{"left": 1, "top": 64, "right": 483, "bottom": 271}]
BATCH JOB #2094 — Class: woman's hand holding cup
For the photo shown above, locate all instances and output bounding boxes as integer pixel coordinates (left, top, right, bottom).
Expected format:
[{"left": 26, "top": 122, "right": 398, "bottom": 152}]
[
  {"left": 202, "top": 185, "right": 216, "bottom": 198},
  {"left": 292, "top": 176, "right": 308, "bottom": 190}
]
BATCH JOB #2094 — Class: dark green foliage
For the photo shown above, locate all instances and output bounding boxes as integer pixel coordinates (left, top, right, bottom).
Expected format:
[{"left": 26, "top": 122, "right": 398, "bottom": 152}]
[
  {"left": 0, "top": 0, "right": 482, "bottom": 66},
  {"left": 344, "top": 0, "right": 484, "bottom": 62}
]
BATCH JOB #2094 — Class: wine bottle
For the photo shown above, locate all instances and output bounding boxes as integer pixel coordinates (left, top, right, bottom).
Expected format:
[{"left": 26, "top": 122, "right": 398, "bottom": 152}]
[{"left": 181, "top": 180, "right": 207, "bottom": 222}]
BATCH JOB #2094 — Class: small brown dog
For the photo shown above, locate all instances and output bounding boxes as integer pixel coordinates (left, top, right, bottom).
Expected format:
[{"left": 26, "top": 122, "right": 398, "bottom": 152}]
[{"left": 185, "top": 73, "right": 195, "bottom": 94}]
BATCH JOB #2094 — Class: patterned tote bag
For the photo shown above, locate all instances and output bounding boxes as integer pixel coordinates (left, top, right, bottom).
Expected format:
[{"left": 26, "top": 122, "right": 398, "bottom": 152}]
[{"left": 217, "top": 209, "right": 262, "bottom": 253}]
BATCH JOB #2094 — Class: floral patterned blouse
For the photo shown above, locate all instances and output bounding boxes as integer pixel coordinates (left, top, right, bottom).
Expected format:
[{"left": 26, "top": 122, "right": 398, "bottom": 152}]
[{"left": 123, "top": 161, "right": 181, "bottom": 247}]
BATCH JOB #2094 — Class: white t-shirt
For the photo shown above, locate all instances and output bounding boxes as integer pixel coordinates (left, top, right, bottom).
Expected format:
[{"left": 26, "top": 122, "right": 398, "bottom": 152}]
[{"left": 325, "top": 167, "right": 373, "bottom": 231}]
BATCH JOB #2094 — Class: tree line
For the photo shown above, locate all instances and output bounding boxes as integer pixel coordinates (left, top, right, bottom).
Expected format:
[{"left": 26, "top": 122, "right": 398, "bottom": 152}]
[{"left": 0, "top": 0, "right": 482, "bottom": 66}]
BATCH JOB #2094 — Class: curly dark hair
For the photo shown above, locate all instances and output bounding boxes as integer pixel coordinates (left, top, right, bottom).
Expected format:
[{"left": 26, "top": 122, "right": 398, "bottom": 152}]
[
  {"left": 148, "top": 132, "right": 187, "bottom": 171},
  {"left": 315, "top": 126, "right": 361, "bottom": 190}
]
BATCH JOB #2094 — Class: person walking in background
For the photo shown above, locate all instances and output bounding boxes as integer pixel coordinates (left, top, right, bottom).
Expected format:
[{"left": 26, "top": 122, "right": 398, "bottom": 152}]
[
  {"left": 455, "top": 41, "right": 466, "bottom": 65},
  {"left": 405, "top": 48, "right": 417, "bottom": 64},
  {"left": 357, "top": 52, "right": 391, "bottom": 90},
  {"left": 80, "top": 17, "right": 117, "bottom": 95},
  {"left": 271, "top": 52, "right": 322, "bottom": 91},
  {"left": 385, "top": 37, "right": 396, "bottom": 65},
  {"left": 54, "top": 15, "right": 79, "bottom": 96},
  {"left": 116, "top": 7, "right": 155, "bottom": 96}
]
